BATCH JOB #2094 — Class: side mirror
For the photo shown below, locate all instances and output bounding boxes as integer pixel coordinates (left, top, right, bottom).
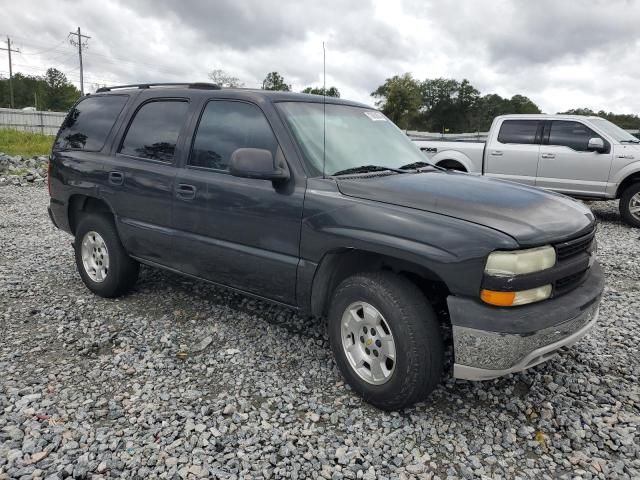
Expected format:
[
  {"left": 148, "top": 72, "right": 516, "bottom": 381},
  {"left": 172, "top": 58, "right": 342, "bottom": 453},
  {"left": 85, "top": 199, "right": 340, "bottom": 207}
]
[
  {"left": 229, "top": 148, "right": 290, "bottom": 181},
  {"left": 587, "top": 137, "right": 605, "bottom": 153}
]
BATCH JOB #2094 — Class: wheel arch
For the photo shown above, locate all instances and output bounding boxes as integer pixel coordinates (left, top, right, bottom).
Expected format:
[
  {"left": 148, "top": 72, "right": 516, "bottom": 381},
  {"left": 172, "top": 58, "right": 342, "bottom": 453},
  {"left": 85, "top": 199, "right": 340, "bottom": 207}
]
[
  {"left": 435, "top": 159, "right": 468, "bottom": 172},
  {"left": 309, "top": 249, "right": 450, "bottom": 321},
  {"left": 430, "top": 150, "right": 473, "bottom": 172},
  {"left": 616, "top": 171, "right": 640, "bottom": 198},
  {"left": 68, "top": 194, "right": 116, "bottom": 235}
]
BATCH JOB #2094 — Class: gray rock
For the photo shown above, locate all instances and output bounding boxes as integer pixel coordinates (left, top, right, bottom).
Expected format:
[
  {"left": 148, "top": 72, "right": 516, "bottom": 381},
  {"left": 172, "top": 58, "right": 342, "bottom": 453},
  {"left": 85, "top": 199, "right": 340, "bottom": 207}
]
[{"left": 0, "top": 189, "right": 637, "bottom": 480}]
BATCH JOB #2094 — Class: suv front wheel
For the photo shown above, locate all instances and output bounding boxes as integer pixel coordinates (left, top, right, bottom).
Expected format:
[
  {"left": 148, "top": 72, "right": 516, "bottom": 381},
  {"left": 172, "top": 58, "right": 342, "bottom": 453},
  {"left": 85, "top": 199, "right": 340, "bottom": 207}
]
[
  {"left": 328, "top": 271, "right": 444, "bottom": 410},
  {"left": 74, "top": 214, "right": 140, "bottom": 297},
  {"left": 620, "top": 183, "right": 640, "bottom": 228}
]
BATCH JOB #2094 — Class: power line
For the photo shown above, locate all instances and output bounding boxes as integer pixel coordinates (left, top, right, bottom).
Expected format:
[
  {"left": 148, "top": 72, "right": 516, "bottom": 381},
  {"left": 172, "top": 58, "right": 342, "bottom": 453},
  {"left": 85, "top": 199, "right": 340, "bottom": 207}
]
[
  {"left": 18, "top": 36, "right": 70, "bottom": 56},
  {"left": 68, "top": 27, "right": 90, "bottom": 95},
  {"left": 5, "top": 33, "right": 186, "bottom": 83},
  {"left": 0, "top": 37, "right": 20, "bottom": 108}
]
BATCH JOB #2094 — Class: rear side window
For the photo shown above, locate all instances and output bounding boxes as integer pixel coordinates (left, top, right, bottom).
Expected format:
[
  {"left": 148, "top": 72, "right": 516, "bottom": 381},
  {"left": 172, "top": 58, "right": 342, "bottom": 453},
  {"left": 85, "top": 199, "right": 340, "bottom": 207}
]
[
  {"left": 54, "top": 95, "right": 128, "bottom": 151},
  {"left": 497, "top": 120, "right": 540, "bottom": 144},
  {"left": 548, "top": 121, "right": 603, "bottom": 152},
  {"left": 189, "top": 100, "right": 278, "bottom": 171},
  {"left": 119, "top": 100, "right": 189, "bottom": 162}
]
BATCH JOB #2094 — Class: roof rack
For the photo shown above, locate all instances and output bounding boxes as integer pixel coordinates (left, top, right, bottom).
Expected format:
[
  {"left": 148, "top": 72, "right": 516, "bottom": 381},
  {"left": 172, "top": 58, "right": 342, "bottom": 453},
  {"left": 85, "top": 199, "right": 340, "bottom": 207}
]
[{"left": 95, "top": 82, "right": 221, "bottom": 93}]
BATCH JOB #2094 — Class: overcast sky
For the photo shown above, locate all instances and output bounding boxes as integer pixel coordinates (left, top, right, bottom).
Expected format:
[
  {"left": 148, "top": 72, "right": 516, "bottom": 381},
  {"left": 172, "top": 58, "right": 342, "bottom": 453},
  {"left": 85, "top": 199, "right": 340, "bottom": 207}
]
[{"left": 1, "top": 0, "right": 639, "bottom": 114}]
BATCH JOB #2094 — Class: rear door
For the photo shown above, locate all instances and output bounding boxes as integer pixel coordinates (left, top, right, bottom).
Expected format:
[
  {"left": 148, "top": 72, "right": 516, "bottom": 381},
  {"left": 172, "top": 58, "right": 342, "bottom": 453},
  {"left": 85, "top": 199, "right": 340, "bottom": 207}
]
[
  {"left": 172, "top": 98, "right": 305, "bottom": 304},
  {"left": 51, "top": 94, "right": 130, "bottom": 209},
  {"left": 536, "top": 120, "right": 613, "bottom": 196},
  {"left": 484, "top": 119, "right": 542, "bottom": 185},
  {"left": 100, "top": 96, "right": 192, "bottom": 262}
]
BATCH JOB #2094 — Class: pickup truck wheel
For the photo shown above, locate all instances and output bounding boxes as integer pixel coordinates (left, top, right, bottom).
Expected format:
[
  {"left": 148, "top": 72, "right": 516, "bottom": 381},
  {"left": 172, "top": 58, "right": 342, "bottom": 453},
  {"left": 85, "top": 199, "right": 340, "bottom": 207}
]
[
  {"left": 328, "top": 272, "right": 444, "bottom": 410},
  {"left": 74, "top": 214, "right": 139, "bottom": 297},
  {"left": 619, "top": 183, "right": 640, "bottom": 227}
]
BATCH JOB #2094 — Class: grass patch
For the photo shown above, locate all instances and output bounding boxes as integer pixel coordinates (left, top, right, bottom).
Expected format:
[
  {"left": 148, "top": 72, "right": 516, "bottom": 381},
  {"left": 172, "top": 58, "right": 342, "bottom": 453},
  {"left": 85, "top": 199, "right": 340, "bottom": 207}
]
[{"left": 0, "top": 128, "right": 54, "bottom": 157}]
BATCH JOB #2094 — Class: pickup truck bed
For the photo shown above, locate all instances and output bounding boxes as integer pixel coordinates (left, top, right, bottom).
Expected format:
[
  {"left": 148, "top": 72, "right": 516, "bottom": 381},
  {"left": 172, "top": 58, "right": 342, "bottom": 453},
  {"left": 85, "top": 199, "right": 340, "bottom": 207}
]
[{"left": 413, "top": 139, "right": 484, "bottom": 173}]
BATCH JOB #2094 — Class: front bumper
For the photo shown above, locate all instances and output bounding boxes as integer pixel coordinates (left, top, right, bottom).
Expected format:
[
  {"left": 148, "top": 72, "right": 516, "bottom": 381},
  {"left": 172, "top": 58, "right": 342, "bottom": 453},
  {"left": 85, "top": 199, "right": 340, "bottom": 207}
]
[{"left": 448, "top": 261, "right": 604, "bottom": 381}]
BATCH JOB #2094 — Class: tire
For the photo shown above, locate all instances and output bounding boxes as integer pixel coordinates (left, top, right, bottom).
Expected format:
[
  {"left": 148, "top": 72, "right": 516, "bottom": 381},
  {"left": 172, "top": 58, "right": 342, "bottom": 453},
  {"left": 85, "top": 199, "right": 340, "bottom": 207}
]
[
  {"left": 74, "top": 214, "right": 139, "bottom": 297},
  {"left": 328, "top": 271, "right": 444, "bottom": 410},
  {"left": 619, "top": 182, "right": 640, "bottom": 228},
  {"left": 437, "top": 160, "right": 466, "bottom": 172}
]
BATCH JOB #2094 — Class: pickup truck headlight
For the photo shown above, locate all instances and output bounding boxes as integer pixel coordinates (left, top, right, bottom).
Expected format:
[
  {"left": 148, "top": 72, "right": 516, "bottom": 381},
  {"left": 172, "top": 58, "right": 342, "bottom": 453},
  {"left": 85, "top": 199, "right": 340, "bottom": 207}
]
[
  {"left": 484, "top": 245, "right": 556, "bottom": 276},
  {"left": 481, "top": 246, "right": 556, "bottom": 307}
]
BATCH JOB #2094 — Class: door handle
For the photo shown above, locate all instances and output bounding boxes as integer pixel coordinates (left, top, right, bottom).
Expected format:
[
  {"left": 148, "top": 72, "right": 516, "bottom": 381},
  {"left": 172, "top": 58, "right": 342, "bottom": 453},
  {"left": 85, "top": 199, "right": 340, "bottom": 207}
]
[
  {"left": 108, "top": 171, "right": 124, "bottom": 185},
  {"left": 541, "top": 153, "right": 556, "bottom": 159},
  {"left": 176, "top": 183, "right": 196, "bottom": 200},
  {"left": 490, "top": 151, "right": 503, "bottom": 156}
]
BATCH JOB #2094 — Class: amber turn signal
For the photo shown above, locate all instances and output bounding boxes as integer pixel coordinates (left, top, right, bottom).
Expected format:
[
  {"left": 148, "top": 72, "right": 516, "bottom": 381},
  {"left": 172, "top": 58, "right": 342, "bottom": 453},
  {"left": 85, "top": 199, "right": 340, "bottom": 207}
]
[{"left": 480, "top": 289, "right": 516, "bottom": 306}]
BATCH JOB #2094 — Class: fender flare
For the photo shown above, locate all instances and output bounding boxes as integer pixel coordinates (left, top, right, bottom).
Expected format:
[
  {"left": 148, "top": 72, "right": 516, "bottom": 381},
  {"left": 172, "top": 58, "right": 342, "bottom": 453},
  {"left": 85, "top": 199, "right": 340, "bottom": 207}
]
[
  {"left": 611, "top": 163, "right": 640, "bottom": 197},
  {"left": 429, "top": 150, "right": 474, "bottom": 172}
]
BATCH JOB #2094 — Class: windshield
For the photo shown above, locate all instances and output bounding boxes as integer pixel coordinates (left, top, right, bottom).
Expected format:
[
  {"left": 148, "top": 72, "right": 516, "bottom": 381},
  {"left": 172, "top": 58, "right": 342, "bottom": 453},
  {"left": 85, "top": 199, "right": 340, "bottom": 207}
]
[
  {"left": 589, "top": 117, "right": 639, "bottom": 143},
  {"left": 277, "top": 102, "right": 428, "bottom": 176}
]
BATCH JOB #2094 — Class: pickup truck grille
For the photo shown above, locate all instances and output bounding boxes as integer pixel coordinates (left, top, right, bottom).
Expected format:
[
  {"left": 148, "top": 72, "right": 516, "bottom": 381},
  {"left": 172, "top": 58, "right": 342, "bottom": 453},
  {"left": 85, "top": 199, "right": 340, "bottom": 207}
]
[{"left": 555, "top": 229, "right": 595, "bottom": 261}]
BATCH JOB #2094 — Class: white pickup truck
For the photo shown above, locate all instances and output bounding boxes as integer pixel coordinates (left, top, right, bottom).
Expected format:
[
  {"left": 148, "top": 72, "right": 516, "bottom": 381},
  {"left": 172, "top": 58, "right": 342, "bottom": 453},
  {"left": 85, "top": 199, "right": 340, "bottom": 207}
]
[{"left": 413, "top": 114, "right": 640, "bottom": 227}]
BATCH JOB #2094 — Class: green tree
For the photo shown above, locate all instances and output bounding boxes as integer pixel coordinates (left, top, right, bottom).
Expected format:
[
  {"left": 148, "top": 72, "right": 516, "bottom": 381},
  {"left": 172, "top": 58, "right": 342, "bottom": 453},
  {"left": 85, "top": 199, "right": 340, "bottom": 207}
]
[
  {"left": 43, "top": 68, "right": 81, "bottom": 111},
  {"left": 208, "top": 69, "right": 244, "bottom": 88},
  {"left": 559, "top": 108, "right": 640, "bottom": 130},
  {"left": 418, "top": 78, "right": 480, "bottom": 132},
  {"left": 371, "top": 75, "right": 545, "bottom": 132},
  {"left": 301, "top": 86, "right": 340, "bottom": 97},
  {"left": 510, "top": 94, "right": 541, "bottom": 114},
  {"left": 0, "top": 68, "right": 79, "bottom": 110},
  {"left": 559, "top": 108, "right": 596, "bottom": 116},
  {"left": 262, "top": 72, "right": 291, "bottom": 91},
  {"left": 371, "top": 73, "right": 422, "bottom": 130}
]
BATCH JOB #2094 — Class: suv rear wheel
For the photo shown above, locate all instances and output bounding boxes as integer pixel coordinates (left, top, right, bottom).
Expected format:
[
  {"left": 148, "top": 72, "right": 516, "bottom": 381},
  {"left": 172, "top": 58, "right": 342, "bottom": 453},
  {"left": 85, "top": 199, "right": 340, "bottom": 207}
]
[
  {"left": 619, "top": 182, "right": 640, "bottom": 228},
  {"left": 328, "top": 271, "right": 444, "bottom": 410},
  {"left": 74, "top": 214, "right": 139, "bottom": 297}
]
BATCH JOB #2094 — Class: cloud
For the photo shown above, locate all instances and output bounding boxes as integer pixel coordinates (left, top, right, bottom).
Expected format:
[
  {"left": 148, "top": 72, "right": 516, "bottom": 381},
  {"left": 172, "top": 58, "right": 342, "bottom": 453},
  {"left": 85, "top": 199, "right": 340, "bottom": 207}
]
[{"left": 1, "top": 0, "right": 640, "bottom": 114}]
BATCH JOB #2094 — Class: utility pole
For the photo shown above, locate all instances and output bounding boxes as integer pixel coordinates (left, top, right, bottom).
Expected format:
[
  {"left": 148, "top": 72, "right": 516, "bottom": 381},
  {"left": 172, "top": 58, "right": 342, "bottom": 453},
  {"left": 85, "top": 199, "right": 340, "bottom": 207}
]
[
  {"left": 0, "top": 37, "right": 20, "bottom": 108},
  {"left": 69, "top": 27, "right": 90, "bottom": 95}
]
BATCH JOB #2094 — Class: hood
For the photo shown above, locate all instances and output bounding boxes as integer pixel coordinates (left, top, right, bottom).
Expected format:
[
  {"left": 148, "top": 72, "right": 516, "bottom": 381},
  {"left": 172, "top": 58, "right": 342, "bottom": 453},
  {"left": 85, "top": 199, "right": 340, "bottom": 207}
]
[{"left": 336, "top": 171, "right": 595, "bottom": 246}]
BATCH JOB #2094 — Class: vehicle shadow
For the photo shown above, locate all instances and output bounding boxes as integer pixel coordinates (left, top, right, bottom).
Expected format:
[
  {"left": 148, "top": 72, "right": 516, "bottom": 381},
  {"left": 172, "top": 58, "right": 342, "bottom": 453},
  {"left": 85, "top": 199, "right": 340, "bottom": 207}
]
[{"left": 134, "top": 264, "right": 329, "bottom": 343}]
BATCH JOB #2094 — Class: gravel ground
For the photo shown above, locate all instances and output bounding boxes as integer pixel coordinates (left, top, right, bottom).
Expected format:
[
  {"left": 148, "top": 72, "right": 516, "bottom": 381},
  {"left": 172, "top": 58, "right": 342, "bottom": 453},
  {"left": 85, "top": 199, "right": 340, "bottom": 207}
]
[{"left": 0, "top": 185, "right": 638, "bottom": 480}]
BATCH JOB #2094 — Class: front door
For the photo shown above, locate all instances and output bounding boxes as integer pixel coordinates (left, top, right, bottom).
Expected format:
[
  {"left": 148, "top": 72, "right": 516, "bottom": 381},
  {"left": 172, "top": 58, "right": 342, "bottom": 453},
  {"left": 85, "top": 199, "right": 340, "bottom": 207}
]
[
  {"left": 536, "top": 120, "right": 613, "bottom": 196},
  {"left": 172, "top": 99, "right": 304, "bottom": 304}
]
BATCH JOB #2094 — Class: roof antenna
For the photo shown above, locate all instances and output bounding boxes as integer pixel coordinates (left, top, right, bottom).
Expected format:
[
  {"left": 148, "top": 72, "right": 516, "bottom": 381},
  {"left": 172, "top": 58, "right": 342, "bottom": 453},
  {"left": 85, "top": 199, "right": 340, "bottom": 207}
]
[{"left": 322, "top": 41, "right": 326, "bottom": 179}]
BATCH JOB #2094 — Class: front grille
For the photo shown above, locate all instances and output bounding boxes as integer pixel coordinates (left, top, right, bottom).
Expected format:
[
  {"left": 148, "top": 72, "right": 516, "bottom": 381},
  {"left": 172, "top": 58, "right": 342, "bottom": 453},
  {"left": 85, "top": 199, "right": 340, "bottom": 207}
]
[
  {"left": 552, "top": 227, "right": 596, "bottom": 296},
  {"left": 554, "top": 269, "right": 589, "bottom": 296},
  {"left": 555, "top": 229, "right": 595, "bottom": 260}
]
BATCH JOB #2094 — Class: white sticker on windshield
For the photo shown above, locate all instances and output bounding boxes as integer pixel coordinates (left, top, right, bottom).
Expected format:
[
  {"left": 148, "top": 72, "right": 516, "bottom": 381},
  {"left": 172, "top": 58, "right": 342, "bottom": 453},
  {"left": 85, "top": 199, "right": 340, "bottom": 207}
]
[{"left": 364, "top": 111, "right": 387, "bottom": 121}]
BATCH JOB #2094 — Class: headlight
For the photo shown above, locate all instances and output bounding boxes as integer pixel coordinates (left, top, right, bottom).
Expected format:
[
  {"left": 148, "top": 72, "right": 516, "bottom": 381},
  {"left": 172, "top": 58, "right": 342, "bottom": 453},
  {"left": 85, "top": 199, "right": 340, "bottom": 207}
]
[
  {"left": 482, "top": 245, "right": 556, "bottom": 307},
  {"left": 484, "top": 245, "right": 556, "bottom": 276}
]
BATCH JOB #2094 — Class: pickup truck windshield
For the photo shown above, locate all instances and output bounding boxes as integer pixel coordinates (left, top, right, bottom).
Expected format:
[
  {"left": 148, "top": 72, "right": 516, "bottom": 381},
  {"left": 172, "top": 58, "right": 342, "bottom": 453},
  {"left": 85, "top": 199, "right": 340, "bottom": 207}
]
[
  {"left": 589, "top": 118, "right": 640, "bottom": 143},
  {"left": 277, "top": 102, "right": 427, "bottom": 176}
]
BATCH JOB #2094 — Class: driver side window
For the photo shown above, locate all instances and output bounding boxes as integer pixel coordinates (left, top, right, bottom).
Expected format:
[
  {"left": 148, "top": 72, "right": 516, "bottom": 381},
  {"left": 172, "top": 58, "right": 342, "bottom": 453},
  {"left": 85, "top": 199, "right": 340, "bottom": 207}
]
[
  {"left": 548, "top": 121, "right": 605, "bottom": 152},
  {"left": 189, "top": 100, "right": 279, "bottom": 171}
]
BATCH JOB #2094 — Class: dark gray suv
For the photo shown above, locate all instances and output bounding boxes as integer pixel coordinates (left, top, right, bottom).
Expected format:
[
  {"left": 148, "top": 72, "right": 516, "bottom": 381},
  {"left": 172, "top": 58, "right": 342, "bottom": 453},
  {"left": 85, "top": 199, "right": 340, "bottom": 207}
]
[{"left": 48, "top": 83, "right": 604, "bottom": 409}]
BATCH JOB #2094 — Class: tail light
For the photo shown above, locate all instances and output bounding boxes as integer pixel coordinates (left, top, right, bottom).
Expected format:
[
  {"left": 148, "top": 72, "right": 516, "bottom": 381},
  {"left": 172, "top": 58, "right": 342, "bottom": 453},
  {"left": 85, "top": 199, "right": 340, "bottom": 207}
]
[{"left": 47, "top": 158, "right": 52, "bottom": 196}]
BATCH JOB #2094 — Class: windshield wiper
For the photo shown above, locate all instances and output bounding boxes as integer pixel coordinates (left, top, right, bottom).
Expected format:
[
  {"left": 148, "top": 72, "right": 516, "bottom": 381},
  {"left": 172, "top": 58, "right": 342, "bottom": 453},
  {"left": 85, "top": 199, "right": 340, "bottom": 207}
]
[
  {"left": 331, "top": 165, "right": 407, "bottom": 176},
  {"left": 399, "top": 161, "right": 438, "bottom": 171},
  {"left": 620, "top": 139, "right": 640, "bottom": 143}
]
